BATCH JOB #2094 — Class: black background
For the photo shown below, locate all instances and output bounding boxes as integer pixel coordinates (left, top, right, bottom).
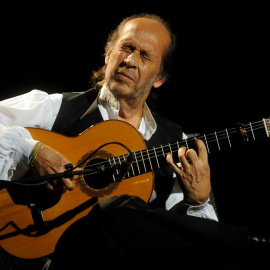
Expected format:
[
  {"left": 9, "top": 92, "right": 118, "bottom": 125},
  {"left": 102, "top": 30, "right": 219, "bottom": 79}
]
[{"left": 1, "top": 3, "right": 269, "bottom": 232}]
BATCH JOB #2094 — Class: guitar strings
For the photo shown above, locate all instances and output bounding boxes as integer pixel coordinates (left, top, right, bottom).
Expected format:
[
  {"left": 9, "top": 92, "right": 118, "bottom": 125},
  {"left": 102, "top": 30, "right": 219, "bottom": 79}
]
[
  {"left": 84, "top": 120, "right": 266, "bottom": 173},
  {"left": 82, "top": 120, "right": 268, "bottom": 178},
  {"left": 4, "top": 120, "right": 267, "bottom": 185}
]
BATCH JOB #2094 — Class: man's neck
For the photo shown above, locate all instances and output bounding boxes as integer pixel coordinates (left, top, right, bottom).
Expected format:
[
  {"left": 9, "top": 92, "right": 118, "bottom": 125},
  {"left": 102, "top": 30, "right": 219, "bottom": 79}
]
[{"left": 118, "top": 104, "right": 144, "bottom": 129}]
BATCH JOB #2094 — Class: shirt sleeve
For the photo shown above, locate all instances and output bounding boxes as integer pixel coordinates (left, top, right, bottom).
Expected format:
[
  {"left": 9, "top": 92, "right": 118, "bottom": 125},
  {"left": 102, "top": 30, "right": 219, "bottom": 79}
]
[
  {"left": 185, "top": 199, "right": 218, "bottom": 221},
  {"left": 0, "top": 89, "right": 62, "bottom": 180},
  {"left": 0, "top": 124, "right": 37, "bottom": 180},
  {"left": 0, "top": 89, "right": 62, "bottom": 129}
]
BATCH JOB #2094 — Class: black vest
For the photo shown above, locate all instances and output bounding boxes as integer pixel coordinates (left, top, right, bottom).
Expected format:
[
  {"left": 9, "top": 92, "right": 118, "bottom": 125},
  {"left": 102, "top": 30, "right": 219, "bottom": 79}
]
[{"left": 52, "top": 88, "right": 183, "bottom": 208}]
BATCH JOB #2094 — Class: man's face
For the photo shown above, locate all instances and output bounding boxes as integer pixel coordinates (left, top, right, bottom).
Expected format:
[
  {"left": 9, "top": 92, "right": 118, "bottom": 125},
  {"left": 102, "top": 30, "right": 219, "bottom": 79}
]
[{"left": 104, "top": 18, "right": 170, "bottom": 103}]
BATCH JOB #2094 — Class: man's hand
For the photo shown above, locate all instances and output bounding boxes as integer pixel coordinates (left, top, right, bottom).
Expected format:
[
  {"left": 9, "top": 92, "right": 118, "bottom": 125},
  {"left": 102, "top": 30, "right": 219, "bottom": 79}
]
[
  {"left": 31, "top": 145, "right": 77, "bottom": 193},
  {"left": 166, "top": 139, "right": 211, "bottom": 205}
]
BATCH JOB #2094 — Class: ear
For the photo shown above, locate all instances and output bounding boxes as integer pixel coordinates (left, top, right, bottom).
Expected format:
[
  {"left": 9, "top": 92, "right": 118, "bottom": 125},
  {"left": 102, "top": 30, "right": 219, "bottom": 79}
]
[
  {"left": 152, "top": 74, "right": 167, "bottom": 88},
  {"left": 105, "top": 51, "right": 111, "bottom": 65}
]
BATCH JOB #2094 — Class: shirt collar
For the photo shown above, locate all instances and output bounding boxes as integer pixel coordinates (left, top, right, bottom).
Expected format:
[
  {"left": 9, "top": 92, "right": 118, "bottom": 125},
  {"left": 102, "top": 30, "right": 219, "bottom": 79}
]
[{"left": 98, "top": 85, "right": 119, "bottom": 110}]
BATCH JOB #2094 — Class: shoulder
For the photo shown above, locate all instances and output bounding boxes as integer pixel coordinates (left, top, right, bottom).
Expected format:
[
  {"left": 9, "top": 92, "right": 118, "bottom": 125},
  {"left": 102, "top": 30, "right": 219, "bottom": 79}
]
[{"left": 62, "top": 87, "right": 99, "bottom": 104}]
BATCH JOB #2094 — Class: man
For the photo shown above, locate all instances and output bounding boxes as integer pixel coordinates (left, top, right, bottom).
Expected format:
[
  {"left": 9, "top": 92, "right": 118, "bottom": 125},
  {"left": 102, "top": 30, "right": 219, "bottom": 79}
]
[
  {"left": 0, "top": 13, "right": 269, "bottom": 269},
  {"left": 0, "top": 13, "right": 216, "bottom": 218}
]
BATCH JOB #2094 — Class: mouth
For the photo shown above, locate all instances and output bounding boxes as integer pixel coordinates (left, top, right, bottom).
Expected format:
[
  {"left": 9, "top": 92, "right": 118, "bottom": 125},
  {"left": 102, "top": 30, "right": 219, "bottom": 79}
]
[{"left": 116, "top": 71, "right": 134, "bottom": 82}]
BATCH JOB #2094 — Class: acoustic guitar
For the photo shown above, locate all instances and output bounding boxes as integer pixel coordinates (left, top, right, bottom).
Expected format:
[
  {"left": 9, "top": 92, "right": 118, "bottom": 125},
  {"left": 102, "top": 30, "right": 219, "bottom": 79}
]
[{"left": 0, "top": 118, "right": 269, "bottom": 259}]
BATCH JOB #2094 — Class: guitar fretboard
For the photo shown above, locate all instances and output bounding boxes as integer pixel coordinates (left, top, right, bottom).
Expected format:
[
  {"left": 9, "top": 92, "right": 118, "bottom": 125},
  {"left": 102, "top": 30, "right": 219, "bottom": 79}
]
[{"left": 102, "top": 118, "right": 270, "bottom": 180}]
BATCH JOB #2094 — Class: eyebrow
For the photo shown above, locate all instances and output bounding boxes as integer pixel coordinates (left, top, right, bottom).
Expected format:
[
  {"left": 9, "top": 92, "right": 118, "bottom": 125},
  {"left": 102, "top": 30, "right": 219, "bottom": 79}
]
[{"left": 120, "top": 39, "right": 154, "bottom": 58}]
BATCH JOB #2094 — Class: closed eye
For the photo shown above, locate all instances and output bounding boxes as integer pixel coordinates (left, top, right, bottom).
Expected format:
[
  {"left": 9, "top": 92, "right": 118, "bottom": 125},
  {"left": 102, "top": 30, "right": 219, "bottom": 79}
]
[
  {"left": 141, "top": 52, "right": 151, "bottom": 61},
  {"left": 121, "top": 45, "right": 133, "bottom": 53}
]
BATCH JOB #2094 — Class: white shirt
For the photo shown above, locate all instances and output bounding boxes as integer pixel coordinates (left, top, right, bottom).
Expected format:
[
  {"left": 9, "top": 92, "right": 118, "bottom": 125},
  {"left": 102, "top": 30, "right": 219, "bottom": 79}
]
[{"left": 0, "top": 88, "right": 218, "bottom": 221}]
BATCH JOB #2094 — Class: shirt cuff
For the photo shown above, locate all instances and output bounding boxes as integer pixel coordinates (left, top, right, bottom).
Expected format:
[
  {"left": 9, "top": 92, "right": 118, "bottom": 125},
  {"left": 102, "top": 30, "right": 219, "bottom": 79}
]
[{"left": 185, "top": 199, "right": 219, "bottom": 221}]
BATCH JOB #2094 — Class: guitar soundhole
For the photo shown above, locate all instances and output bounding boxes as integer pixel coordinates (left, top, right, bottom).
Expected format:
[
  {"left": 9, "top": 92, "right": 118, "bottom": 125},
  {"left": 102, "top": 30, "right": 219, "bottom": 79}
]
[
  {"left": 76, "top": 150, "right": 120, "bottom": 198},
  {"left": 84, "top": 158, "right": 114, "bottom": 189}
]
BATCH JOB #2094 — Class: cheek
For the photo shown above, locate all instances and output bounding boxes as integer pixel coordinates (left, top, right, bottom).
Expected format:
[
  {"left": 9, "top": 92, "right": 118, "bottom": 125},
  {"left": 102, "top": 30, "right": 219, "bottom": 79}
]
[
  {"left": 106, "top": 54, "right": 122, "bottom": 72},
  {"left": 104, "top": 65, "right": 113, "bottom": 82},
  {"left": 108, "top": 50, "right": 124, "bottom": 64},
  {"left": 105, "top": 58, "right": 117, "bottom": 76},
  {"left": 139, "top": 61, "right": 160, "bottom": 78},
  {"left": 140, "top": 68, "right": 158, "bottom": 85}
]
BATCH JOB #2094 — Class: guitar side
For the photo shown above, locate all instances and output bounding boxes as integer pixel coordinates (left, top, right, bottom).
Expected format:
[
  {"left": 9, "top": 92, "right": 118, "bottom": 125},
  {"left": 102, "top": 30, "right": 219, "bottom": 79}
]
[{"left": 0, "top": 120, "right": 153, "bottom": 259}]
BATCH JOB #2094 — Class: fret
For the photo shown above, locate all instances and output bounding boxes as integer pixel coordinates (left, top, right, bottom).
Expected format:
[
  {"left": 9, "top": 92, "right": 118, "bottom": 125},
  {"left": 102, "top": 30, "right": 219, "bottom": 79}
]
[
  {"left": 185, "top": 139, "right": 189, "bottom": 149},
  {"left": 249, "top": 122, "right": 255, "bottom": 140},
  {"left": 263, "top": 118, "right": 270, "bottom": 137},
  {"left": 117, "top": 155, "right": 122, "bottom": 169},
  {"left": 129, "top": 162, "right": 135, "bottom": 177},
  {"left": 121, "top": 155, "right": 128, "bottom": 177},
  {"left": 153, "top": 147, "right": 160, "bottom": 168},
  {"left": 134, "top": 152, "right": 141, "bottom": 175},
  {"left": 122, "top": 154, "right": 131, "bottom": 178},
  {"left": 161, "top": 145, "right": 165, "bottom": 157},
  {"left": 115, "top": 156, "right": 120, "bottom": 180},
  {"left": 204, "top": 134, "right": 210, "bottom": 153},
  {"left": 116, "top": 155, "right": 123, "bottom": 178},
  {"left": 128, "top": 154, "right": 135, "bottom": 176},
  {"left": 146, "top": 149, "right": 153, "bottom": 171},
  {"left": 215, "top": 131, "right": 220, "bottom": 151},
  {"left": 109, "top": 157, "right": 117, "bottom": 182},
  {"left": 140, "top": 150, "right": 147, "bottom": 173},
  {"left": 225, "top": 128, "right": 232, "bottom": 147},
  {"left": 168, "top": 143, "right": 172, "bottom": 154}
]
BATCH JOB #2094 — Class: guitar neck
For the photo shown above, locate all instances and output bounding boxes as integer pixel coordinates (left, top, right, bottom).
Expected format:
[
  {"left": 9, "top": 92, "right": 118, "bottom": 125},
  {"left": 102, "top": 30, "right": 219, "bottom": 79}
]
[
  {"left": 113, "top": 118, "right": 270, "bottom": 179},
  {"left": 183, "top": 118, "right": 270, "bottom": 154}
]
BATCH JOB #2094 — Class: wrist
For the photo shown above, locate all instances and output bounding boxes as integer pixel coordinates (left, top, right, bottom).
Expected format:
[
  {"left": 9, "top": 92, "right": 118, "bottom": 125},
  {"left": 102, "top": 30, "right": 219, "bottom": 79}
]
[{"left": 28, "top": 142, "right": 45, "bottom": 167}]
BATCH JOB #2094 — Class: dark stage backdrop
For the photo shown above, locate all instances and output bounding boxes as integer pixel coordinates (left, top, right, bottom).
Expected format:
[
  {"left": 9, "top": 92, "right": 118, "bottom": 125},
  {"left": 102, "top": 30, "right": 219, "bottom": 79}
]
[{"left": 1, "top": 3, "right": 269, "bottom": 232}]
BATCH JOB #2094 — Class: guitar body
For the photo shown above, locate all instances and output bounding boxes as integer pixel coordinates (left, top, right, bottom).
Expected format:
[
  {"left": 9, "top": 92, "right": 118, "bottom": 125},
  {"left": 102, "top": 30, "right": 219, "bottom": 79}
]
[
  {"left": 1, "top": 117, "right": 269, "bottom": 259},
  {"left": 0, "top": 120, "right": 153, "bottom": 259}
]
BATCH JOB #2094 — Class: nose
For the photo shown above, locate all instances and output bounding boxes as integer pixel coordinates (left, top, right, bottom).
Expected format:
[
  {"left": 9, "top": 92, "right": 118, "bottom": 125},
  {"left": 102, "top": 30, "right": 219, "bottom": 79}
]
[{"left": 124, "top": 50, "right": 139, "bottom": 67}]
